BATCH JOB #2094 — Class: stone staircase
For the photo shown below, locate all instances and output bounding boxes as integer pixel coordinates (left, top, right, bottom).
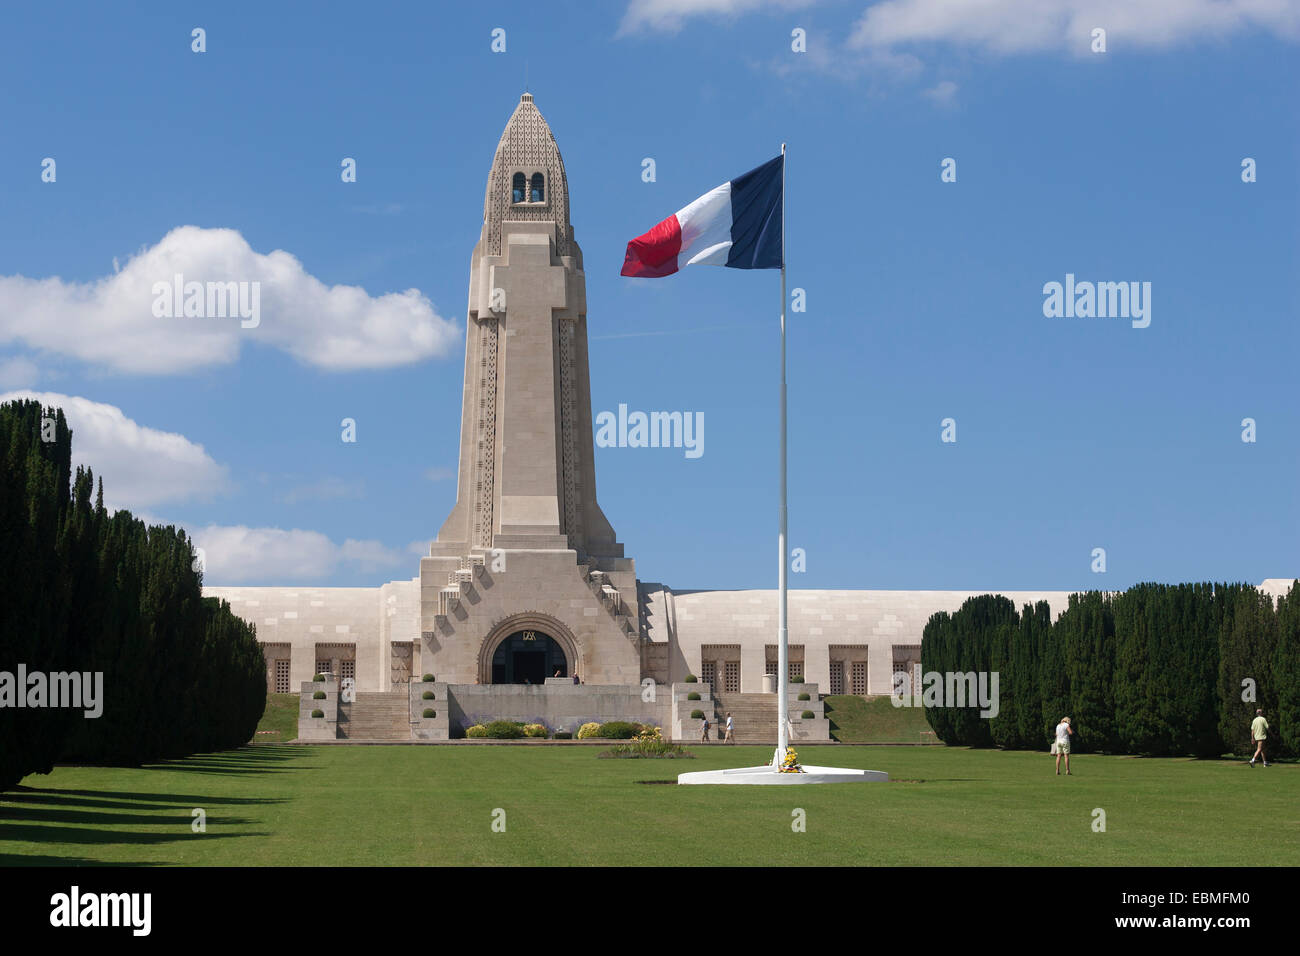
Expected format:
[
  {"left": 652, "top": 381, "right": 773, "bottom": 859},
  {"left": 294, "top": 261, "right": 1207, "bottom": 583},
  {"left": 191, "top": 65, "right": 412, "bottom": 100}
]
[
  {"left": 715, "top": 693, "right": 780, "bottom": 744},
  {"left": 338, "top": 691, "right": 411, "bottom": 740}
]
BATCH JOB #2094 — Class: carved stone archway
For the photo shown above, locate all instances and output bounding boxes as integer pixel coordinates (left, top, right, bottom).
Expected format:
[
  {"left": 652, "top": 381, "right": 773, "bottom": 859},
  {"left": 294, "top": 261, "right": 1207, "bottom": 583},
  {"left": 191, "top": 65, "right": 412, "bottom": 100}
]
[{"left": 477, "top": 612, "right": 582, "bottom": 684}]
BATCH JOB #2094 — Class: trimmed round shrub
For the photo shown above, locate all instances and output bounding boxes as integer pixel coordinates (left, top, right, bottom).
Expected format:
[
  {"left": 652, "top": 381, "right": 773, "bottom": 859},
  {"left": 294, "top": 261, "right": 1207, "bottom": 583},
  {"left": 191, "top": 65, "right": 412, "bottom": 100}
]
[
  {"left": 312, "top": 674, "right": 326, "bottom": 682},
  {"left": 798, "top": 692, "right": 811, "bottom": 701},
  {"left": 422, "top": 673, "right": 435, "bottom": 682},
  {"left": 791, "top": 676, "right": 805, "bottom": 683},
  {"left": 483, "top": 720, "right": 526, "bottom": 739},
  {"left": 687, "top": 692, "right": 701, "bottom": 701},
  {"left": 801, "top": 710, "right": 815, "bottom": 719},
  {"left": 311, "top": 709, "right": 324, "bottom": 718},
  {"left": 598, "top": 721, "right": 640, "bottom": 740},
  {"left": 576, "top": 722, "right": 602, "bottom": 739},
  {"left": 690, "top": 709, "right": 705, "bottom": 719},
  {"left": 684, "top": 674, "right": 698, "bottom": 683},
  {"left": 422, "top": 690, "right": 435, "bottom": 700},
  {"left": 523, "top": 723, "right": 548, "bottom": 738},
  {"left": 554, "top": 731, "right": 573, "bottom": 740},
  {"left": 466, "top": 724, "right": 488, "bottom": 738},
  {"left": 312, "top": 690, "right": 326, "bottom": 700},
  {"left": 422, "top": 708, "right": 436, "bottom": 719}
]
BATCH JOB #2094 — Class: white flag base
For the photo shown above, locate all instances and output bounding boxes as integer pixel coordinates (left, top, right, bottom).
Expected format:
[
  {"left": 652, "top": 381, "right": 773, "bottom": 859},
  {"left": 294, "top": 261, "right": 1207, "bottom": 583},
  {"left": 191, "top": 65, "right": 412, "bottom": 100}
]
[{"left": 677, "top": 764, "right": 889, "bottom": 785}]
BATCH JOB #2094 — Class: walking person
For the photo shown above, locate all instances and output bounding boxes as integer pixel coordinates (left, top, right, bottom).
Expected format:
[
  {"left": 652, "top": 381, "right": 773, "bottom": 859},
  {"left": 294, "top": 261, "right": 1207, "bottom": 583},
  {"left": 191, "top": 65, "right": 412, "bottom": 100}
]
[
  {"left": 1249, "top": 709, "right": 1270, "bottom": 767},
  {"left": 724, "top": 712, "right": 735, "bottom": 744},
  {"left": 1054, "top": 716, "right": 1074, "bottom": 775},
  {"left": 700, "top": 715, "right": 711, "bottom": 743}
]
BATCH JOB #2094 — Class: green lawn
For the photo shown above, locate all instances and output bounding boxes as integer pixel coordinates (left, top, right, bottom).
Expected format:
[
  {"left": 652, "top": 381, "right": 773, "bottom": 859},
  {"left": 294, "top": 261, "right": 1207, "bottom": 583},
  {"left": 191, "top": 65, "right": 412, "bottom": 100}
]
[
  {"left": 251, "top": 693, "right": 299, "bottom": 744},
  {"left": 2, "top": 745, "right": 1295, "bottom": 866},
  {"left": 824, "top": 695, "right": 937, "bottom": 743}
]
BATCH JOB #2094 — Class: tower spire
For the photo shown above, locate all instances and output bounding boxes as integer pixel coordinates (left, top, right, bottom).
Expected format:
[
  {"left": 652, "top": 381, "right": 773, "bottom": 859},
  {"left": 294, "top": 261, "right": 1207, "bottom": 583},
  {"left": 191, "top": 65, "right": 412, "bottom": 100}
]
[{"left": 430, "top": 95, "right": 621, "bottom": 562}]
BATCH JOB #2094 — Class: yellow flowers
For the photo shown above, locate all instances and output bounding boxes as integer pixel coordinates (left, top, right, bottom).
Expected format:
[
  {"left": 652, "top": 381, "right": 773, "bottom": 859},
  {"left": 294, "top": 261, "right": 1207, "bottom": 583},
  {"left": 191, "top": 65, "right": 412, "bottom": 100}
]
[{"left": 779, "top": 746, "right": 804, "bottom": 773}]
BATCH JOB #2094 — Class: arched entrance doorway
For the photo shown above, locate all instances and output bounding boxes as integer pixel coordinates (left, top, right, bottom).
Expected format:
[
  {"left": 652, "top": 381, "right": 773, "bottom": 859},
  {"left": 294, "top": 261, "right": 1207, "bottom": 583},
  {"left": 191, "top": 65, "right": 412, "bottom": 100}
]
[
  {"left": 490, "top": 629, "right": 569, "bottom": 684},
  {"left": 477, "top": 612, "right": 580, "bottom": 685}
]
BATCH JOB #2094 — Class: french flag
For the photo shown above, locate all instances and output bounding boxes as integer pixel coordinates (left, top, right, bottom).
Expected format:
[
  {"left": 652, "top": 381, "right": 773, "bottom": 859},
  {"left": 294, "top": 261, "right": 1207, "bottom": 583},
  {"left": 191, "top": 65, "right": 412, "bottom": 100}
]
[{"left": 621, "top": 154, "right": 783, "bottom": 278}]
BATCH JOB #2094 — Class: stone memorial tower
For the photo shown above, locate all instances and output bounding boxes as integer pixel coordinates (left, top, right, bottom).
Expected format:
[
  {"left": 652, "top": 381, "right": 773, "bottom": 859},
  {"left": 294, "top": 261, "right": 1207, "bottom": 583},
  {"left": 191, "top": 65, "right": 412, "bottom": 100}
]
[{"left": 418, "top": 93, "right": 649, "bottom": 686}]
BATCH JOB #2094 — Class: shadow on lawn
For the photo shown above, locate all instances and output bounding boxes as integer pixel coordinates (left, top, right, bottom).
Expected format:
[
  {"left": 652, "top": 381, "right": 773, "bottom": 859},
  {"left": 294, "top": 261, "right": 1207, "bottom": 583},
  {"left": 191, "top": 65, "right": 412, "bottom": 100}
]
[
  {"left": 143, "top": 744, "right": 310, "bottom": 776},
  {"left": 0, "top": 820, "right": 265, "bottom": 848},
  {"left": 5, "top": 789, "right": 284, "bottom": 809},
  {"left": 0, "top": 853, "right": 171, "bottom": 867},
  {"left": 0, "top": 790, "right": 269, "bottom": 856},
  {"left": 1, "top": 785, "right": 276, "bottom": 851},
  {"left": 0, "top": 747, "right": 305, "bottom": 863}
]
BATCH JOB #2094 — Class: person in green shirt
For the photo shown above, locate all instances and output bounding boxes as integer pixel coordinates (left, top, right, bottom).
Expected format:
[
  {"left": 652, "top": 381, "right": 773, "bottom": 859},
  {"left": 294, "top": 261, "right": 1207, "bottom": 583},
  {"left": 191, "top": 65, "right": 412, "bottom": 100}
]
[{"left": 1249, "top": 709, "right": 1270, "bottom": 767}]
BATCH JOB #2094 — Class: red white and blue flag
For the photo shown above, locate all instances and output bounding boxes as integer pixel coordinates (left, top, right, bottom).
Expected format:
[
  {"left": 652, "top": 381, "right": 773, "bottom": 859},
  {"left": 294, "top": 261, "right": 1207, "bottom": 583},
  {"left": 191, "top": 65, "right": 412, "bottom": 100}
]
[{"left": 621, "top": 154, "right": 783, "bottom": 278}]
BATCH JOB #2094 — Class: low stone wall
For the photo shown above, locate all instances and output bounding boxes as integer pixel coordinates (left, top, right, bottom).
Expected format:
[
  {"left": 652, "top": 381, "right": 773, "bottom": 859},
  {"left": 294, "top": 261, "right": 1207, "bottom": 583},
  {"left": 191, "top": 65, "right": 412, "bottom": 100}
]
[
  {"left": 411, "top": 680, "right": 452, "bottom": 740},
  {"left": 297, "top": 680, "right": 339, "bottom": 740},
  {"left": 444, "top": 683, "right": 669, "bottom": 737},
  {"left": 786, "top": 683, "right": 830, "bottom": 742},
  {"left": 670, "top": 681, "right": 716, "bottom": 741}
]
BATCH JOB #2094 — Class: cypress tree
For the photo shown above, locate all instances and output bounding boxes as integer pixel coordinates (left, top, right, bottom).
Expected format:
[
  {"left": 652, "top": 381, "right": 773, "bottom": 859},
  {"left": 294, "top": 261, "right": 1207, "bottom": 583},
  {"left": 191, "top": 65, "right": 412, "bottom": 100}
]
[
  {"left": 1011, "top": 601, "right": 1049, "bottom": 750},
  {"left": 922, "top": 611, "right": 957, "bottom": 744},
  {"left": 1113, "top": 583, "right": 1165, "bottom": 754},
  {"left": 1156, "top": 583, "right": 1221, "bottom": 757},
  {"left": 1037, "top": 600, "right": 1070, "bottom": 749},
  {"left": 988, "top": 614, "right": 1021, "bottom": 749},
  {"left": 3, "top": 397, "right": 268, "bottom": 789},
  {"left": 942, "top": 595, "right": 1015, "bottom": 748},
  {"left": 0, "top": 401, "right": 76, "bottom": 789},
  {"left": 1060, "top": 591, "right": 1117, "bottom": 753},
  {"left": 1275, "top": 582, "right": 1300, "bottom": 756},
  {"left": 1215, "top": 584, "right": 1276, "bottom": 757}
]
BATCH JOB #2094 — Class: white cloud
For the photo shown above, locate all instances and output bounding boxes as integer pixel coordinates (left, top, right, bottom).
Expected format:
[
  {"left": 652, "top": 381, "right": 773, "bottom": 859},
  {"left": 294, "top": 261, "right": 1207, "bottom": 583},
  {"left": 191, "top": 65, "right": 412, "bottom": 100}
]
[
  {"left": 619, "top": 0, "right": 816, "bottom": 34},
  {"left": 0, "top": 390, "right": 230, "bottom": 510},
  {"left": 0, "top": 225, "right": 460, "bottom": 374},
  {"left": 849, "top": 0, "right": 1300, "bottom": 56},
  {"left": 0, "top": 356, "right": 39, "bottom": 389},
  {"left": 423, "top": 466, "right": 455, "bottom": 481},
  {"left": 192, "top": 524, "right": 407, "bottom": 584},
  {"left": 922, "top": 79, "right": 959, "bottom": 104}
]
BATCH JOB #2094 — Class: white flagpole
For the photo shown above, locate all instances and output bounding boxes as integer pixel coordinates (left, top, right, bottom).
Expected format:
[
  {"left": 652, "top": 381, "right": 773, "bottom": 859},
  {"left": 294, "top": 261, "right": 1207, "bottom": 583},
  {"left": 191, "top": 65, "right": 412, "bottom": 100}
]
[{"left": 775, "top": 142, "right": 789, "bottom": 769}]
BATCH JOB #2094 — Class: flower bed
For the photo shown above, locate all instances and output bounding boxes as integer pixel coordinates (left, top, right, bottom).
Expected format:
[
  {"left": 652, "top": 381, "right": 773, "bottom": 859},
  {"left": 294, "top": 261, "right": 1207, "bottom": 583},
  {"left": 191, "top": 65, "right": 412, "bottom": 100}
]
[{"left": 598, "top": 726, "right": 693, "bottom": 759}]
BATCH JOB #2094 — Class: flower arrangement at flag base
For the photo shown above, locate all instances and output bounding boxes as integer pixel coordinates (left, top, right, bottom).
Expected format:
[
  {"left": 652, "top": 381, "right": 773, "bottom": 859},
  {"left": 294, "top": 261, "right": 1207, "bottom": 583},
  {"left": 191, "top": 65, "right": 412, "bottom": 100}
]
[
  {"left": 779, "top": 746, "right": 804, "bottom": 773},
  {"left": 677, "top": 746, "right": 888, "bottom": 786}
]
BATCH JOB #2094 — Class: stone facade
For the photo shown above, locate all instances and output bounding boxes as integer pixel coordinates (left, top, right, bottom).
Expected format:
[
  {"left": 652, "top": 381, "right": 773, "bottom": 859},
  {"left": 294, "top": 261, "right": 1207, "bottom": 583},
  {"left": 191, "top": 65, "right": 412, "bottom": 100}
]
[{"left": 201, "top": 94, "right": 1298, "bottom": 740}]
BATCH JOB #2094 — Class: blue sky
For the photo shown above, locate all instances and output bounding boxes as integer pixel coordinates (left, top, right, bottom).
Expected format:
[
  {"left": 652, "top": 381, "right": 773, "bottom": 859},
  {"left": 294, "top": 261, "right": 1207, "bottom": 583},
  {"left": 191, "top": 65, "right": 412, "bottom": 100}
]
[{"left": 1, "top": 0, "right": 1296, "bottom": 591}]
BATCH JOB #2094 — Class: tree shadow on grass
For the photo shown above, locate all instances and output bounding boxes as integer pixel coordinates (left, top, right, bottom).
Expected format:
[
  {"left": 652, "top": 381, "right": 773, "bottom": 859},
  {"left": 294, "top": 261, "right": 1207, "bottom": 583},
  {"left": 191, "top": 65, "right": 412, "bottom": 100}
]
[
  {"left": 0, "top": 821, "right": 267, "bottom": 847},
  {"left": 0, "top": 805, "right": 260, "bottom": 828},
  {"left": 4, "top": 788, "right": 286, "bottom": 810},
  {"left": 47, "top": 745, "right": 317, "bottom": 778},
  {"left": 0, "top": 770, "right": 288, "bottom": 863},
  {"left": 0, "top": 789, "right": 272, "bottom": 859},
  {"left": 0, "top": 853, "right": 171, "bottom": 867},
  {"left": 138, "top": 745, "right": 320, "bottom": 776}
]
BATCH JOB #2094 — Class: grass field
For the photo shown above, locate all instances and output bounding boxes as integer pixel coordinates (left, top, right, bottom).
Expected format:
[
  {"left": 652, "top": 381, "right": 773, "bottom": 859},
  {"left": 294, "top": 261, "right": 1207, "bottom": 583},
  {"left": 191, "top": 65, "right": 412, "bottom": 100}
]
[
  {"left": 250, "top": 693, "right": 299, "bottom": 744},
  {"left": 824, "top": 695, "right": 937, "bottom": 743},
  {"left": 2, "top": 745, "right": 1295, "bottom": 866}
]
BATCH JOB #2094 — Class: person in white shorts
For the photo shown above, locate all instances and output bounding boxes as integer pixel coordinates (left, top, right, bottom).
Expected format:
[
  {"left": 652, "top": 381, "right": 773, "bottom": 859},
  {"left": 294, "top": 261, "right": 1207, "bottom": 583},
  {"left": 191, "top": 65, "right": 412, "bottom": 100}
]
[{"left": 1054, "top": 716, "right": 1074, "bottom": 776}]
